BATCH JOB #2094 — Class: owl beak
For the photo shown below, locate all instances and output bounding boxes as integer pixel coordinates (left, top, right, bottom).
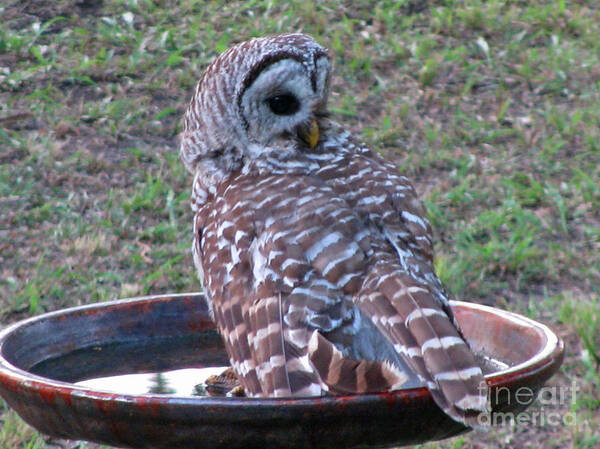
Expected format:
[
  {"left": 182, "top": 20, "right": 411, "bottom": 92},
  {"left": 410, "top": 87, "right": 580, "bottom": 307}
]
[{"left": 297, "top": 119, "right": 320, "bottom": 149}]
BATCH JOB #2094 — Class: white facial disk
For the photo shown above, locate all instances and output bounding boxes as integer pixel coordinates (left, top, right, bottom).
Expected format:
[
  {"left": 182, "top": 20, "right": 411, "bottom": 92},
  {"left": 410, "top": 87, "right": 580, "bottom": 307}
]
[{"left": 239, "top": 57, "right": 330, "bottom": 152}]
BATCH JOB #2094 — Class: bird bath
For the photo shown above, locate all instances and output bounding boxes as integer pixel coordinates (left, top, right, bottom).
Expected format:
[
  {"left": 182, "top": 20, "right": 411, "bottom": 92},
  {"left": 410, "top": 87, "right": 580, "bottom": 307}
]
[{"left": 0, "top": 293, "right": 563, "bottom": 449}]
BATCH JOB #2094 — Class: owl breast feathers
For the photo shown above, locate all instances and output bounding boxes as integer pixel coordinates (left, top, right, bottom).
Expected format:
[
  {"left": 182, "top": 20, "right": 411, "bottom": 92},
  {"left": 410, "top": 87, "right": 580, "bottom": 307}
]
[{"left": 180, "top": 33, "right": 488, "bottom": 427}]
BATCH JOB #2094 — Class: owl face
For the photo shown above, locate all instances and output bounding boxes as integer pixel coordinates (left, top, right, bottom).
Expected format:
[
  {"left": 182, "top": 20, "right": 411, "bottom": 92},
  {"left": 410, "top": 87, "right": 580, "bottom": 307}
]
[
  {"left": 240, "top": 56, "right": 330, "bottom": 152},
  {"left": 180, "top": 34, "right": 331, "bottom": 175}
]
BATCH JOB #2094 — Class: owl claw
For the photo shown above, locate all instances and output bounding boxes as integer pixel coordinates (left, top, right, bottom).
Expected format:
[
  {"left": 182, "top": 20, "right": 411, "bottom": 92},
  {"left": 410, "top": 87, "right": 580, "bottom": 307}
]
[{"left": 203, "top": 367, "right": 244, "bottom": 397}]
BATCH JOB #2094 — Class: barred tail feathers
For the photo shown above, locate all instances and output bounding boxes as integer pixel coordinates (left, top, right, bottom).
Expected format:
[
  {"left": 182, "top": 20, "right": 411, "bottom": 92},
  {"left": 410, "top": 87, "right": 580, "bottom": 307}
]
[
  {"left": 361, "top": 268, "right": 489, "bottom": 427},
  {"left": 308, "top": 330, "right": 408, "bottom": 394}
]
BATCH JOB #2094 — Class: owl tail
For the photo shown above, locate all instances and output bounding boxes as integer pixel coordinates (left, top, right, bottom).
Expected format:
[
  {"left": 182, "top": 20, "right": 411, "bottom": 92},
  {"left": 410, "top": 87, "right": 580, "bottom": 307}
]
[
  {"left": 360, "top": 269, "right": 489, "bottom": 429},
  {"left": 307, "top": 330, "right": 408, "bottom": 394}
]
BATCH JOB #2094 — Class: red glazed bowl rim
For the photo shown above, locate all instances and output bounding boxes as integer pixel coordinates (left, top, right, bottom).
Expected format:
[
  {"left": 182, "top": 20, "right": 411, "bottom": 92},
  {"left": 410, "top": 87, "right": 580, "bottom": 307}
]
[{"left": 0, "top": 294, "right": 563, "bottom": 405}]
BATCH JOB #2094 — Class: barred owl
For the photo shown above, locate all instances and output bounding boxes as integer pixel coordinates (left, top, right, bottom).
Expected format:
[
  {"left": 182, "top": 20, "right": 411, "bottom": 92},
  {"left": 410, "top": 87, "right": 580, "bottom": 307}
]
[{"left": 180, "top": 33, "right": 488, "bottom": 427}]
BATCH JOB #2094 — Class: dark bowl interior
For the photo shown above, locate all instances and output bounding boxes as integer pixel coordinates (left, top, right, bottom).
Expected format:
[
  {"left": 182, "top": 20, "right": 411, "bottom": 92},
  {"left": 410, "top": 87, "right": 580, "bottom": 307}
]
[{"left": 0, "top": 293, "right": 563, "bottom": 449}]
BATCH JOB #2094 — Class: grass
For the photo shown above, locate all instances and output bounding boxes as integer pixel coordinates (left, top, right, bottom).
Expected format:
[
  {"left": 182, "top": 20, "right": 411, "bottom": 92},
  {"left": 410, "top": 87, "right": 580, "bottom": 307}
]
[{"left": 1, "top": 0, "right": 599, "bottom": 448}]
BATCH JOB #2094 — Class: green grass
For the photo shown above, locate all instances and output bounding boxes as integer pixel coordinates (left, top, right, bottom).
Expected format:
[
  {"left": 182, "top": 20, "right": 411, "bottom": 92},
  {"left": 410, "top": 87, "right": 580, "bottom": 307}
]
[
  {"left": 0, "top": 404, "right": 42, "bottom": 449},
  {"left": 1, "top": 0, "right": 599, "bottom": 448}
]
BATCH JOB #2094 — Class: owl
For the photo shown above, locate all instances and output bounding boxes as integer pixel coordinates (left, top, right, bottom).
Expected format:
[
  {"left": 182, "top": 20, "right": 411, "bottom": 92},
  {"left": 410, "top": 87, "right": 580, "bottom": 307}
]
[{"left": 180, "top": 33, "right": 488, "bottom": 427}]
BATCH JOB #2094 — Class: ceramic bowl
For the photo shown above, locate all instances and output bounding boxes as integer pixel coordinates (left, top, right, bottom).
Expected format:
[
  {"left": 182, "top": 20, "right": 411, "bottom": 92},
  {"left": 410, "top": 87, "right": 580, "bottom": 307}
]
[{"left": 0, "top": 293, "right": 563, "bottom": 449}]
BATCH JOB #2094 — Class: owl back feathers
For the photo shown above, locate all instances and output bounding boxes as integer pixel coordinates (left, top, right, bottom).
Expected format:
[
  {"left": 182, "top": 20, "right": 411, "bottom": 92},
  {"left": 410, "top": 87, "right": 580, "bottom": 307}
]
[{"left": 192, "top": 152, "right": 488, "bottom": 426}]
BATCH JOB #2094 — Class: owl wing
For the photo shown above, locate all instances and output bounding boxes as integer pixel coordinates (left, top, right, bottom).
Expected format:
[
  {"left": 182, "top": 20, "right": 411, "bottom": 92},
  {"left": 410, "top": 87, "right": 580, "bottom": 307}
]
[
  {"left": 193, "top": 203, "right": 263, "bottom": 395},
  {"left": 315, "top": 147, "right": 434, "bottom": 260},
  {"left": 316, "top": 148, "right": 456, "bottom": 318},
  {"left": 196, "top": 172, "right": 409, "bottom": 397},
  {"left": 314, "top": 148, "right": 488, "bottom": 426}
]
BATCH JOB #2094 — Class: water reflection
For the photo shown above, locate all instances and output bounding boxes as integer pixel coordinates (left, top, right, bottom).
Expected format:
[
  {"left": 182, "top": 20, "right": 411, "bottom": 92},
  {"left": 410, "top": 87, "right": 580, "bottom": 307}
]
[{"left": 77, "top": 367, "right": 226, "bottom": 396}]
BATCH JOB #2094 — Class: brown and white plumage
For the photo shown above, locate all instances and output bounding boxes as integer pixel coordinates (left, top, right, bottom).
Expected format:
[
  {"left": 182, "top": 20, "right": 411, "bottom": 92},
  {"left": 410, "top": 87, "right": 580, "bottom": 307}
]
[{"left": 180, "top": 33, "right": 488, "bottom": 427}]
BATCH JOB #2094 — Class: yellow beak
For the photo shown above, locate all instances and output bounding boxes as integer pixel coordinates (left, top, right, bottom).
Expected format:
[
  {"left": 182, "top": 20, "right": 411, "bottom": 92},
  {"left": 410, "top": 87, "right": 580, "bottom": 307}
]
[{"left": 298, "top": 119, "right": 320, "bottom": 149}]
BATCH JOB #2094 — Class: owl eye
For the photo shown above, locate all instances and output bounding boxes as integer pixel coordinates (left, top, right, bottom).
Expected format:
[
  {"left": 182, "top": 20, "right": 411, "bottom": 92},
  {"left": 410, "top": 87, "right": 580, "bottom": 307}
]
[{"left": 266, "top": 93, "right": 300, "bottom": 116}]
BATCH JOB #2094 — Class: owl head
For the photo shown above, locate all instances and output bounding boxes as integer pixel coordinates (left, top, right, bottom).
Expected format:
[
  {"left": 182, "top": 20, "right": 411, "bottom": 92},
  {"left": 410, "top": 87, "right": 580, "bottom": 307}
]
[{"left": 180, "top": 34, "right": 331, "bottom": 175}]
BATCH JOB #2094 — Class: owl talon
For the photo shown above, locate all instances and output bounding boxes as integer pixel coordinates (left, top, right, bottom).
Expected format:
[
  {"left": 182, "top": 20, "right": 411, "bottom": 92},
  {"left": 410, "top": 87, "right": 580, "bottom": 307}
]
[
  {"left": 226, "top": 385, "right": 246, "bottom": 397},
  {"left": 203, "top": 367, "right": 244, "bottom": 397}
]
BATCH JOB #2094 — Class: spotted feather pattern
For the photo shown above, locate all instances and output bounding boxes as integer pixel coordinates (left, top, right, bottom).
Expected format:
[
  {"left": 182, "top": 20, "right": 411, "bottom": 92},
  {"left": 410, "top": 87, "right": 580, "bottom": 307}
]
[{"left": 182, "top": 33, "right": 488, "bottom": 427}]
